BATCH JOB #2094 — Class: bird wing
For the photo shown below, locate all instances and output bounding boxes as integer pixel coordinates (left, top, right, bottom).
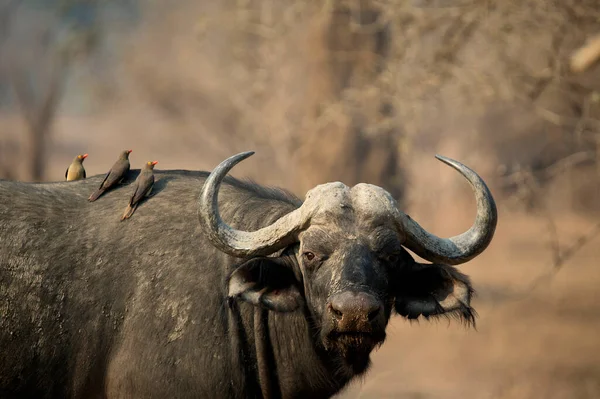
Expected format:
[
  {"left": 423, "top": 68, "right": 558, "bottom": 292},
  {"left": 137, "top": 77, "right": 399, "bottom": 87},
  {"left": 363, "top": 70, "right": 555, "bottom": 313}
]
[
  {"left": 83, "top": 169, "right": 86, "bottom": 179},
  {"left": 101, "top": 161, "right": 128, "bottom": 189},
  {"left": 65, "top": 167, "right": 69, "bottom": 179},
  {"left": 97, "top": 171, "right": 111, "bottom": 189},
  {"left": 129, "top": 174, "right": 154, "bottom": 206}
]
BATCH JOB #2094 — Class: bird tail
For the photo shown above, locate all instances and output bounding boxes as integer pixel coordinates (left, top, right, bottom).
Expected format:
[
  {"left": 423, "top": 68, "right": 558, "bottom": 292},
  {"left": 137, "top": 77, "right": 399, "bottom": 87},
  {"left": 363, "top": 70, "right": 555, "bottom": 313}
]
[
  {"left": 88, "top": 189, "right": 104, "bottom": 202},
  {"left": 121, "top": 203, "right": 138, "bottom": 221}
]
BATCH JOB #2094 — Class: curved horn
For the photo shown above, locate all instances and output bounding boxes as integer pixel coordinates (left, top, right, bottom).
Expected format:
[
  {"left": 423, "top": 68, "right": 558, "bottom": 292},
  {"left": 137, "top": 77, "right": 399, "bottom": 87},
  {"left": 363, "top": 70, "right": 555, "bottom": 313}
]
[
  {"left": 398, "top": 155, "right": 498, "bottom": 265},
  {"left": 198, "top": 151, "right": 307, "bottom": 258}
]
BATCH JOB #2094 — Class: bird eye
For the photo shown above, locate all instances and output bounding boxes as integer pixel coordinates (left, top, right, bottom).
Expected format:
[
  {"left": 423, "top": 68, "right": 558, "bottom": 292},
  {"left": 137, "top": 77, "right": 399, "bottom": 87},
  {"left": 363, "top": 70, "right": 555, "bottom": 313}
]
[{"left": 304, "top": 252, "right": 315, "bottom": 261}]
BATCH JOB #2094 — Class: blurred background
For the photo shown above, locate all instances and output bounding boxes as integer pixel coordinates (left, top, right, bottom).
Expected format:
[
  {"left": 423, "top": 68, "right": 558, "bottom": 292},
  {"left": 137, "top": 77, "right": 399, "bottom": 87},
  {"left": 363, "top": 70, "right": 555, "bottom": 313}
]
[{"left": 1, "top": 0, "right": 600, "bottom": 397}]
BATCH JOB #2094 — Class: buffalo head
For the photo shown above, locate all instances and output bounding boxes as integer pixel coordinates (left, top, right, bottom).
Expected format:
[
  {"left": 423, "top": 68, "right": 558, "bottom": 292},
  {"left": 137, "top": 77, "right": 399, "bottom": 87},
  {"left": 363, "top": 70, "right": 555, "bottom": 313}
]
[{"left": 198, "top": 152, "right": 497, "bottom": 374}]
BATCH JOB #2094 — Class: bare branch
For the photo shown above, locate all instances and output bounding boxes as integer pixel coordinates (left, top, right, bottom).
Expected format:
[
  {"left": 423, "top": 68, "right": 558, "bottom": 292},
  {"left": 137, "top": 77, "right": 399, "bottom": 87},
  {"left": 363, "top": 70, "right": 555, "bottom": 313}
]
[
  {"left": 530, "top": 101, "right": 600, "bottom": 132},
  {"left": 570, "top": 33, "right": 600, "bottom": 74},
  {"left": 500, "top": 151, "right": 596, "bottom": 188},
  {"left": 542, "top": 151, "right": 595, "bottom": 179},
  {"left": 492, "top": 148, "right": 600, "bottom": 303}
]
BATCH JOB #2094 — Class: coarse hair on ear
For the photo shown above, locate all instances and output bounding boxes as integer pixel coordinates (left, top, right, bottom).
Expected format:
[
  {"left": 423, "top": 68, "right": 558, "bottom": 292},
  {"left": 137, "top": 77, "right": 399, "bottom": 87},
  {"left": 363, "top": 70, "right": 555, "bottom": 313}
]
[
  {"left": 393, "top": 262, "right": 476, "bottom": 327},
  {"left": 228, "top": 256, "right": 304, "bottom": 313}
]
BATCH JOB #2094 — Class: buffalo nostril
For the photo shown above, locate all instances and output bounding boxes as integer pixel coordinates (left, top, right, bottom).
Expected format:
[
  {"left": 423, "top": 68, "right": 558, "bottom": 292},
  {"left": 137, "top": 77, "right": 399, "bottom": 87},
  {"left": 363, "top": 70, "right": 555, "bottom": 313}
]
[
  {"left": 368, "top": 307, "right": 381, "bottom": 321},
  {"left": 329, "top": 304, "right": 344, "bottom": 320}
]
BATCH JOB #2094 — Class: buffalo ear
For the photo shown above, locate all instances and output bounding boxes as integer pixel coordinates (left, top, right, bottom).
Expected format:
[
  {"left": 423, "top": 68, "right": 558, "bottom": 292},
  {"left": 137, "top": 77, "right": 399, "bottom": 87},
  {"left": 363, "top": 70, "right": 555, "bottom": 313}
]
[
  {"left": 393, "top": 263, "right": 475, "bottom": 326},
  {"left": 228, "top": 257, "right": 304, "bottom": 313}
]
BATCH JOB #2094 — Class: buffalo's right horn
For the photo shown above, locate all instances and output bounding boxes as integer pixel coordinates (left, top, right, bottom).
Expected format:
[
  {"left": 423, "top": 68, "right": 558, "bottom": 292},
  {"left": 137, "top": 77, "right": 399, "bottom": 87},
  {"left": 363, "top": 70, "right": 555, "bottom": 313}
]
[
  {"left": 396, "top": 155, "right": 498, "bottom": 265},
  {"left": 198, "top": 151, "right": 307, "bottom": 258}
]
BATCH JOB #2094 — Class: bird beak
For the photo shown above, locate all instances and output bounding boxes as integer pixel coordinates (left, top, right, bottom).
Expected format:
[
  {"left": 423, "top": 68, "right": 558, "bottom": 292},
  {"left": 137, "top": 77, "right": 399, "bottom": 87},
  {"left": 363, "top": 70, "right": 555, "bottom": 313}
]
[
  {"left": 127, "top": 149, "right": 133, "bottom": 154},
  {"left": 82, "top": 154, "right": 88, "bottom": 159},
  {"left": 151, "top": 161, "right": 158, "bottom": 166}
]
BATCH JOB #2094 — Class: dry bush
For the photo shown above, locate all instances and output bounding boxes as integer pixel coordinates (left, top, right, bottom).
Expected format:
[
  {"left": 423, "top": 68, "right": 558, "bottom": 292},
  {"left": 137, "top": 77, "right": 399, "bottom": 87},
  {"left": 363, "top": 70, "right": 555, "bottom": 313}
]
[
  {"left": 116, "top": 0, "right": 406, "bottom": 198},
  {"left": 114, "top": 0, "right": 600, "bottom": 209}
]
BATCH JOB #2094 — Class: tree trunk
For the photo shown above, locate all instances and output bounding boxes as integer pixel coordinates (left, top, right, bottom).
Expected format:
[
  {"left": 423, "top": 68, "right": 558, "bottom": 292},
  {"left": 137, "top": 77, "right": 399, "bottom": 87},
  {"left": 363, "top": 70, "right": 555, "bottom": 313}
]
[
  {"left": 28, "top": 123, "right": 47, "bottom": 182},
  {"left": 297, "top": 0, "right": 406, "bottom": 203},
  {"left": 10, "top": 54, "right": 65, "bottom": 182}
]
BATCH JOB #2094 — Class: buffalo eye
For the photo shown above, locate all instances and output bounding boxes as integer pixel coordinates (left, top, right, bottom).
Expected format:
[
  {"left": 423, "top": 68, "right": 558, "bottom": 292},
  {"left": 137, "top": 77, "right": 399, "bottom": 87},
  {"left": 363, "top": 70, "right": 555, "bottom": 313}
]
[
  {"left": 304, "top": 252, "right": 315, "bottom": 261},
  {"left": 382, "top": 253, "right": 400, "bottom": 264}
]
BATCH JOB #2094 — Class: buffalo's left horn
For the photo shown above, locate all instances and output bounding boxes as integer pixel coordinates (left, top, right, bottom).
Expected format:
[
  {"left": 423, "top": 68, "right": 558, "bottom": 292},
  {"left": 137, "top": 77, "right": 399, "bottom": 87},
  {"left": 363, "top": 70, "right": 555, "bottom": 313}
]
[
  {"left": 198, "top": 151, "right": 307, "bottom": 258},
  {"left": 397, "top": 155, "right": 498, "bottom": 265}
]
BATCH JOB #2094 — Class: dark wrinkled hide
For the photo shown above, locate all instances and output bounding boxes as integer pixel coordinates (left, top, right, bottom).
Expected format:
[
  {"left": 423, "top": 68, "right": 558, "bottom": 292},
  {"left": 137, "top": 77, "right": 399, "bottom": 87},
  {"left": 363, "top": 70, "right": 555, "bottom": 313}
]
[{"left": 0, "top": 170, "right": 476, "bottom": 399}]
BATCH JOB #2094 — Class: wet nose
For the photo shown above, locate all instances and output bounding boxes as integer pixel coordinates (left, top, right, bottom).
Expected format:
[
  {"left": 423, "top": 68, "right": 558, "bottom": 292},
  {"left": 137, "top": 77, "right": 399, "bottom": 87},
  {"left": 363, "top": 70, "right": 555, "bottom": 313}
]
[{"left": 328, "top": 291, "right": 382, "bottom": 329}]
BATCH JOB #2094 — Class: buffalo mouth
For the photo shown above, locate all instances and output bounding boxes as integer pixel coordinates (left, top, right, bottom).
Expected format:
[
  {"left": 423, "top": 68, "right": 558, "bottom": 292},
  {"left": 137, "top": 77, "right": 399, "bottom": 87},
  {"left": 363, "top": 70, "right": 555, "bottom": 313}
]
[
  {"left": 328, "top": 330, "right": 385, "bottom": 347},
  {"left": 325, "top": 330, "right": 385, "bottom": 358},
  {"left": 323, "top": 330, "right": 386, "bottom": 374}
]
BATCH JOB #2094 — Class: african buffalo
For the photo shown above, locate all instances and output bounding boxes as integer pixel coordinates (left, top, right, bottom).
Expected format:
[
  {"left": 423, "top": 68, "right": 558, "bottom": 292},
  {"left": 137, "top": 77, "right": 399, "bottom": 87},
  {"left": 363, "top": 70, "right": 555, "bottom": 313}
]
[{"left": 0, "top": 151, "right": 497, "bottom": 399}]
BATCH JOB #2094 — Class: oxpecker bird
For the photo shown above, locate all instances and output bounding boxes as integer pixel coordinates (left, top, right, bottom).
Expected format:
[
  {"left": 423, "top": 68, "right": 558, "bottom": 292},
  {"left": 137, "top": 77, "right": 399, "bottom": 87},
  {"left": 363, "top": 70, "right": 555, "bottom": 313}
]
[
  {"left": 121, "top": 160, "right": 158, "bottom": 220},
  {"left": 65, "top": 154, "right": 88, "bottom": 181},
  {"left": 88, "top": 149, "right": 132, "bottom": 202}
]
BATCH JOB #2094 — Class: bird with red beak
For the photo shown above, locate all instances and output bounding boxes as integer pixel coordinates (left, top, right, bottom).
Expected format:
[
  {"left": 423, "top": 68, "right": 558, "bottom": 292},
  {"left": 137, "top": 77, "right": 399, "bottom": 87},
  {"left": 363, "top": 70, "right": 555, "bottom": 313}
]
[
  {"left": 65, "top": 154, "right": 88, "bottom": 181},
  {"left": 121, "top": 160, "right": 158, "bottom": 220},
  {"left": 88, "top": 149, "right": 133, "bottom": 202}
]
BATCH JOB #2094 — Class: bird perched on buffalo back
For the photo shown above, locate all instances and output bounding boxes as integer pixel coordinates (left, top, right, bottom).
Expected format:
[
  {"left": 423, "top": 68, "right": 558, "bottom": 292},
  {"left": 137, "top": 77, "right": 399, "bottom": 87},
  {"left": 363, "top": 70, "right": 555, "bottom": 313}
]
[
  {"left": 121, "top": 161, "right": 158, "bottom": 221},
  {"left": 65, "top": 153, "right": 88, "bottom": 181},
  {"left": 88, "top": 149, "right": 132, "bottom": 202}
]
